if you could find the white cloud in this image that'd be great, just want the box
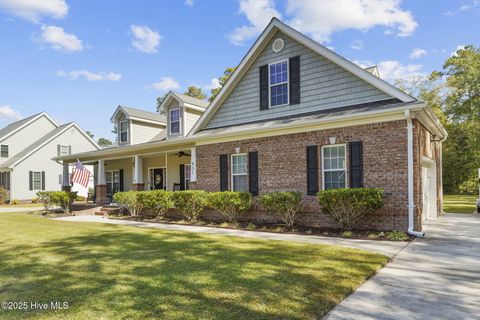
[130,24,161,53]
[350,39,364,50]
[151,77,180,91]
[57,70,122,81]
[445,0,479,15]
[228,0,282,45]
[185,0,194,7]
[409,48,427,59]
[203,78,220,90]
[451,45,466,56]
[0,0,68,23]
[38,25,83,52]
[0,105,22,121]
[375,60,425,82]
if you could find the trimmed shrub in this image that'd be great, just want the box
[140,190,174,218]
[259,191,302,227]
[113,191,144,216]
[36,191,77,213]
[0,187,8,204]
[317,188,384,231]
[171,190,208,221]
[37,191,54,212]
[208,191,252,222]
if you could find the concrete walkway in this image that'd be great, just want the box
[53,215,408,257]
[325,213,480,320]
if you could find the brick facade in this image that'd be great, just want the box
[194,119,441,231]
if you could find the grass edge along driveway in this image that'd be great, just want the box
[443,194,478,213]
[0,212,388,320]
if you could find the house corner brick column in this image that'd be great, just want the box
[132,183,145,191]
[62,186,71,192]
[95,184,108,204]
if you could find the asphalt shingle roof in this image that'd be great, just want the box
[119,106,166,123]
[0,112,43,141]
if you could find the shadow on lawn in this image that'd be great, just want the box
[0,223,385,320]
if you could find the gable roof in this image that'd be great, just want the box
[111,105,166,125]
[190,18,416,135]
[0,122,100,169]
[0,112,59,142]
[159,91,209,113]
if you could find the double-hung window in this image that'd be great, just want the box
[184,164,191,190]
[170,108,180,134]
[119,121,128,143]
[269,60,289,107]
[0,145,8,158]
[33,171,42,190]
[322,145,346,190]
[59,145,70,156]
[231,154,247,191]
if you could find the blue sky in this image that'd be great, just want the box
[0,0,478,140]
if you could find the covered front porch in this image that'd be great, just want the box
[59,143,197,204]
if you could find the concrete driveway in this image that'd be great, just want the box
[325,213,480,320]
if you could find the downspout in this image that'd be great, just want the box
[405,109,425,237]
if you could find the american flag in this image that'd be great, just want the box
[71,160,91,188]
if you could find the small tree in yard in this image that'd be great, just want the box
[113,191,144,216]
[317,188,384,231]
[141,190,174,219]
[208,191,252,223]
[171,190,208,221]
[53,191,77,213]
[0,187,9,204]
[37,191,54,212]
[259,192,302,227]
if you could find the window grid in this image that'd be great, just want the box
[231,154,247,192]
[0,145,8,158]
[269,60,289,107]
[60,145,69,156]
[322,145,346,190]
[33,172,42,190]
[119,121,128,143]
[170,108,180,134]
[185,164,191,190]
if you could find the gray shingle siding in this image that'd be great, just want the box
[205,30,392,129]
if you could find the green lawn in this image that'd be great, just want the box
[443,194,478,213]
[0,212,387,320]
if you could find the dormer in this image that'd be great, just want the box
[110,106,166,146]
[158,92,208,139]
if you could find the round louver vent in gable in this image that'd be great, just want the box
[272,38,284,53]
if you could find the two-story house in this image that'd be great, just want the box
[57,18,446,234]
[0,112,100,201]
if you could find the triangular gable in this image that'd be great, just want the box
[190,18,415,134]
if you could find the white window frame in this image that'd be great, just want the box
[321,144,347,190]
[148,167,166,190]
[119,120,128,143]
[106,170,120,194]
[0,145,8,158]
[230,153,248,192]
[33,171,42,190]
[268,59,289,108]
[184,164,191,189]
[59,145,69,156]
[169,108,181,135]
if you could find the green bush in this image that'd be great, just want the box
[37,191,54,211]
[140,190,174,218]
[342,231,353,238]
[259,191,302,227]
[36,191,77,213]
[387,231,408,241]
[0,187,8,204]
[208,191,252,222]
[317,188,384,231]
[171,190,208,221]
[113,191,144,216]
[10,199,19,205]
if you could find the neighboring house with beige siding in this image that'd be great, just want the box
[0,112,100,201]
[57,18,446,233]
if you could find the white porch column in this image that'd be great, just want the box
[133,155,143,184]
[62,163,70,187]
[190,147,197,182]
[97,160,106,185]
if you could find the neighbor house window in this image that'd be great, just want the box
[269,60,289,107]
[1,145,8,158]
[170,108,180,134]
[322,144,346,190]
[184,164,191,190]
[119,121,128,143]
[33,171,42,190]
[59,145,70,156]
[231,154,247,191]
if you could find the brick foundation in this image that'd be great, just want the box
[95,184,108,204]
[132,183,145,191]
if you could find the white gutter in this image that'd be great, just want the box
[405,109,425,237]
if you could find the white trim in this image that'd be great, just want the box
[190,18,415,135]
[268,59,289,108]
[110,106,166,125]
[129,116,166,126]
[230,153,247,191]
[169,108,181,135]
[119,120,129,144]
[105,169,120,193]
[0,112,60,143]
[147,166,167,190]
[321,144,347,190]
[32,171,43,191]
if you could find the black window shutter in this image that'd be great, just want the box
[259,65,269,110]
[29,171,33,191]
[57,145,61,156]
[119,169,124,192]
[68,146,72,155]
[179,164,185,190]
[248,151,259,196]
[41,171,45,190]
[289,56,300,105]
[306,145,318,195]
[349,141,363,188]
[219,154,228,191]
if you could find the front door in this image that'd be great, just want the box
[150,168,166,190]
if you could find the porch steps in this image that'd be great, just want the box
[94,205,125,216]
